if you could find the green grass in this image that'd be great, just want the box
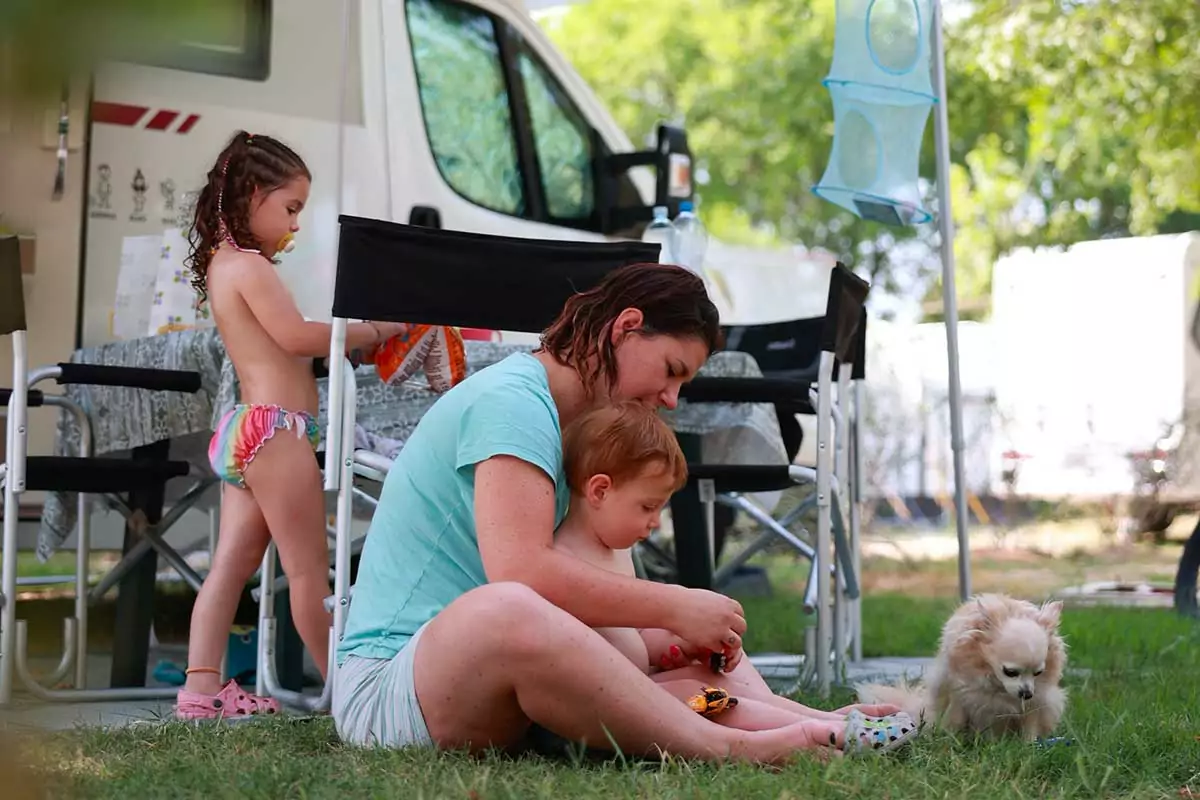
[14,552,84,581]
[17,592,1200,800]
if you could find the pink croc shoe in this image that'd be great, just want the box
[175,680,282,721]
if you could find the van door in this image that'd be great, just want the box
[379,0,645,243]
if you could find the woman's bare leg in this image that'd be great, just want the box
[183,484,271,695]
[653,662,901,721]
[243,433,332,679]
[655,678,809,732]
[412,583,847,764]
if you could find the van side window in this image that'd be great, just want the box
[517,50,594,221]
[406,0,525,216]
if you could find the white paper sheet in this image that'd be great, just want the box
[147,227,197,335]
[112,234,163,340]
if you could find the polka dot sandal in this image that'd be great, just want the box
[843,709,919,754]
[175,679,282,721]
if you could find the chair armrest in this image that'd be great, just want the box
[52,363,202,393]
[680,377,814,413]
[0,388,44,407]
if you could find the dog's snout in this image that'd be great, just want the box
[1018,686,1033,700]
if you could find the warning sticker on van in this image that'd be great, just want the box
[92,102,200,134]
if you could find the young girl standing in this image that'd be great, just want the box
[175,131,403,719]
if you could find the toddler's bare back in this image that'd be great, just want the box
[553,522,651,673]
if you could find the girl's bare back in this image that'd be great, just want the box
[206,247,319,414]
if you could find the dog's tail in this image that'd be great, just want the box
[854,679,930,724]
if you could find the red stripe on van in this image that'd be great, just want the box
[176,114,201,134]
[91,101,150,127]
[145,110,179,131]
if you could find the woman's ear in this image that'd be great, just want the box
[584,473,613,506]
[609,307,645,346]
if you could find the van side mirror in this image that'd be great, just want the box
[596,124,694,235]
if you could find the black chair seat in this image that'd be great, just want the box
[686,463,797,494]
[22,456,190,493]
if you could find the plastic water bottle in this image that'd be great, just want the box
[672,200,709,276]
[641,205,674,263]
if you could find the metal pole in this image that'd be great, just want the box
[930,0,971,602]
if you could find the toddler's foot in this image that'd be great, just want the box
[175,679,281,721]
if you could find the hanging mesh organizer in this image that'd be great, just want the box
[812,0,936,226]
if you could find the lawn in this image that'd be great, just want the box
[12,586,1200,800]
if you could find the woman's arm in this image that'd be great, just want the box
[234,255,390,356]
[475,455,747,654]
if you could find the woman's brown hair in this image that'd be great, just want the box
[185,130,311,303]
[539,262,720,393]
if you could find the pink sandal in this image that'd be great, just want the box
[175,679,282,721]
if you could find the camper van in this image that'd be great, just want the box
[74,0,706,347]
[67,0,839,350]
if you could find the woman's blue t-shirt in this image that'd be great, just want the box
[337,352,570,664]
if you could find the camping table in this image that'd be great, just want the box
[39,328,786,688]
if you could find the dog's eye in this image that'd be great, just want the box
[1033,669,1044,677]
[1002,667,1019,678]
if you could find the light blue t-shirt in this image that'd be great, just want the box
[337,352,570,664]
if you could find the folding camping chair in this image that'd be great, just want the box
[1,236,211,706]
[253,216,663,711]
[673,264,869,696]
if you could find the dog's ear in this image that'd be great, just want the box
[1037,600,1063,630]
[974,595,999,628]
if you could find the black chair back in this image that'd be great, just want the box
[0,236,25,336]
[331,216,662,332]
[719,262,869,378]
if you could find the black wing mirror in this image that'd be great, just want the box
[596,124,694,235]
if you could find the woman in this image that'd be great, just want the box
[332,263,892,763]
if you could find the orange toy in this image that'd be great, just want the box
[374,323,467,393]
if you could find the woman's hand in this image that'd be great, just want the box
[708,641,745,674]
[651,636,744,675]
[664,586,747,659]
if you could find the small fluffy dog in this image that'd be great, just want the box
[857,594,1068,740]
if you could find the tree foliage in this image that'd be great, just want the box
[542,0,1200,316]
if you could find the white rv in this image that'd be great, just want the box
[52,0,827,339]
[75,0,688,346]
[989,233,1200,529]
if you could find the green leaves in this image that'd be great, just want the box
[544,0,1200,316]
